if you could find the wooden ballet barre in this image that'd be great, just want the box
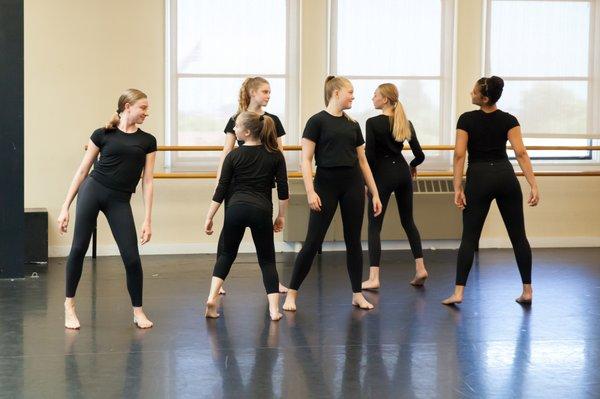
[85,145,600,151]
[156,145,600,152]
[152,171,600,179]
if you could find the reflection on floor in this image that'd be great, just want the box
[1,248,598,398]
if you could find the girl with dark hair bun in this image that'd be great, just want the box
[442,77,539,306]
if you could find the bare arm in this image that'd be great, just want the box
[300,138,322,211]
[140,152,156,244]
[453,130,468,209]
[57,140,100,234]
[357,145,382,216]
[508,126,539,206]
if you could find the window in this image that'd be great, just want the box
[329,0,456,166]
[167,0,299,170]
[485,0,599,161]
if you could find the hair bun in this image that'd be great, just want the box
[490,76,504,89]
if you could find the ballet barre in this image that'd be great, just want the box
[87,144,600,258]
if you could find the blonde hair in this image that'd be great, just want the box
[237,77,269,114]
[105,88,147,130]
[236,111,280,153]
[324,75,354,121]
[377,83,411,142]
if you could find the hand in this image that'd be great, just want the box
[372,196,383,217]
[140,221,152,245]
[57,207,69,235]
[308,190,322,212]
[410,167,417,180]
[205,218,214,235]
[528,186,539,206]
[273,216,285,233]
[454,190,466,210]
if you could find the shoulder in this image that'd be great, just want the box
[265,112,282,123]
[500,110,519,123]
[138,129,157,142]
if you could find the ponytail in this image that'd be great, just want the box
[376,83,411,141]
[259,115,279,153]
[236,111,281,153]
[105,88,147,130]
[237,77,269,114]
[391,102,411,142]
[105,112,120,130]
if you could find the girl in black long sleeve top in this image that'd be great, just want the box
[362,83,429,291]
[204,111,289,321]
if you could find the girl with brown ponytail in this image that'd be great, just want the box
[205,111,289,321]
[362,83,428,290]
[216,77,289,295]
[57,89,157,329]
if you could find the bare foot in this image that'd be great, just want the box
[441,294,463,305]
[352,293,374,310]
[361,279,380,290]
[279,283,289,294]
[516,293,532,304]
[133,308,154,329]
[283,290,297,312]
[270,310,283,321]
[64,299,81,330]
[410,271,428,286]
[219,287,226,295]
[516,284,533,304]
[205,297,220,318]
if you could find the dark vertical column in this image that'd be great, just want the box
[0,0,25,279]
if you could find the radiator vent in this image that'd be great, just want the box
[413,179,455,193]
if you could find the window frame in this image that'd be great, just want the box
[165,0,300,171]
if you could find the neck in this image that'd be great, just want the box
[381,104,394,116]
[480,104,497,113]
[117,119,137,133]
[247,103,263,114]
[244,137,261,146]
[325,103,344,116]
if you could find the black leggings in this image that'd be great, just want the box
[66,177,144,307]
[368,156,423,266]
[456,160,532,285]
[289,165,365,293]
[212,204,279,294]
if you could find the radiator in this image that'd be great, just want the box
[283,178,462,242]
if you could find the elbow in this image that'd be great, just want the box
[515,149,528,160]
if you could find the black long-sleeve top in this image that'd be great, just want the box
[213,145,289,213]
[365,115,425,173]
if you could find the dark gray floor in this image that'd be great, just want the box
[1,248,599,399]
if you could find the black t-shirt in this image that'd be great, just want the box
[89,127,157,193]
[224,111,286,146]
[213,145,289,213]
[365,115,425,173]
[302,110,364,168]
[457,110,519,163]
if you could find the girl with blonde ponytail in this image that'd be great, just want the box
[362,83,428,290]
[215,77,289,295]
[58,89,157,330]
[204,111,289,321]
[283,76,383,312]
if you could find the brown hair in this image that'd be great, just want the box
[237,77,270,114]
[105,88,148,129]
[377,83,411,142]
[236,111,279,153]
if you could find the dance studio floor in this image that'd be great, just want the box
[1,248,598,398]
